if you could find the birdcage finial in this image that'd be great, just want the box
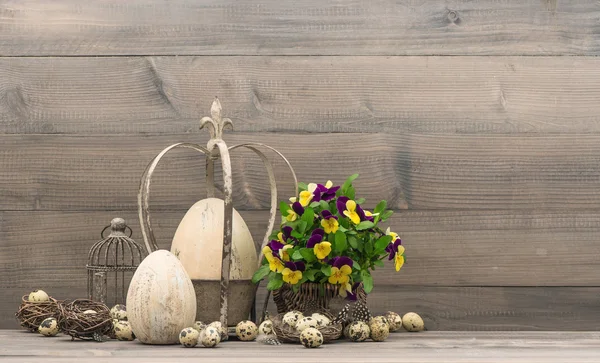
[200,97,233,142]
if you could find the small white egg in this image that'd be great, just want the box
[385,311,402,332]
[295,317,319,332]
[114,321,135,341]
[200,326,221,347]
[28,290,49,303]
[402,312,425,332]
[282,311,303,328]
[38,317,59,336]
[110,304,127,320]
[347,321,370,342]
[299,327,323,348]
[311,313,331,327]
[83,310,97,315]
[235,320,258,341]
[207,321,228,341]
[258,319,273,335]
[179,327,200,347]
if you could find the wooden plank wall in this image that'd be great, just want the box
[1,0,600,330]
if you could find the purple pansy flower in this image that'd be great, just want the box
[346,282,362,301]
[321,185,340,201]
[306,228,325,248]
[284,261,306,272]
[321,210,338,221]
[328,256,353,269]
[292,201,305,216]
[386,238,402,260]
[336,196,350,215]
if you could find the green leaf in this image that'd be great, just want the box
[297,221,308,234]
[319,200,330,211]
[356,198,366,205]
[279,201,291,217]
[334,230,347,253]
[292,283,301,293]
[374,200,387,214]
[338,225,348,233]
[299,248,317,263]
[361,271,374,294]
[267,277,284,291]
[356,221,375,231]
[321,264,332,276]
[298,182,308,192]
[352,260,361,270]
[348,235,358,249]
[301,207,315,229]
[342,174,359,194]
[373,260,384,267]
[304,269,318,281]
[339,217,350,229]
[374,235,393,254]
[327,232,335,243]
[292,250,303,261]
[251,265,271,284]
[381,210,394,221]
[310,201,321,209]
[346,186,356,200]
[365,240,374,255]
[291,230,303,239]
[319,275,329,283]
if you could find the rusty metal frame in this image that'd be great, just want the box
[137,97,297,330]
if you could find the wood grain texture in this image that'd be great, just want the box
[1,1,599,56]
[3,56,600,134]
[3,210,600,289]
[4,285,600,330]
[3,132,600,211]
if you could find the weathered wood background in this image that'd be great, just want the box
[1,0,600,330]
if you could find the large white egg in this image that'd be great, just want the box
[170,198,257,280]
[126,250,197,344]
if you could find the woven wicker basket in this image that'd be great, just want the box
[271,310,342,343]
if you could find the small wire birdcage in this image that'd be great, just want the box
[86,218,147,307]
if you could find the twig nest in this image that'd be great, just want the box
[299,327,323,348]
[370,322,390,342]
[347,321,370,342]
[258,319,273,335]
[110,304,127,320]
[235,320,258,341]
[193,321,207,333]
[311,313,331,328]
[38,317,59,337]
[295,317,318,332]
[282,311,303,328]
[114,321,135,341]
[179,327,199,347]
[402,312,424,332]
[200,326,221,347]
[207,321,228,341]
[57,299,112,341]
[385,311,403,332]
[15,294,61,332]
[28,290,49,303]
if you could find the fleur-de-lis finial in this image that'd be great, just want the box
[200,97,234,140]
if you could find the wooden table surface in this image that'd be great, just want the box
[1,330,600,363]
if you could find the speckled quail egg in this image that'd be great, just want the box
[347,321,370,342]
[114,321,135,341]
[193,321,207,333]
[200,326,222,347]
[282,311,303,328]
[258,319,273,335]
[83,309,97,315]
[402,312,425,332]
[369,315,389,328]
[28,290,49,303]
[179,327,200,347]
[299,327,323,348]
[343,323,352,339]
[385,311,402,332]
[311,313,331,327]
[235,320,258,341]
[296,317,319,332]
[38,317,59,336]
[370,322,390,342]
[207,321,228,341]
[110,304,127,320]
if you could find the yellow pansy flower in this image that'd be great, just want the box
[343,200,361,225]
[313,241,332,260]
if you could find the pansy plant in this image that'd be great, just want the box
[252,174,405,298]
